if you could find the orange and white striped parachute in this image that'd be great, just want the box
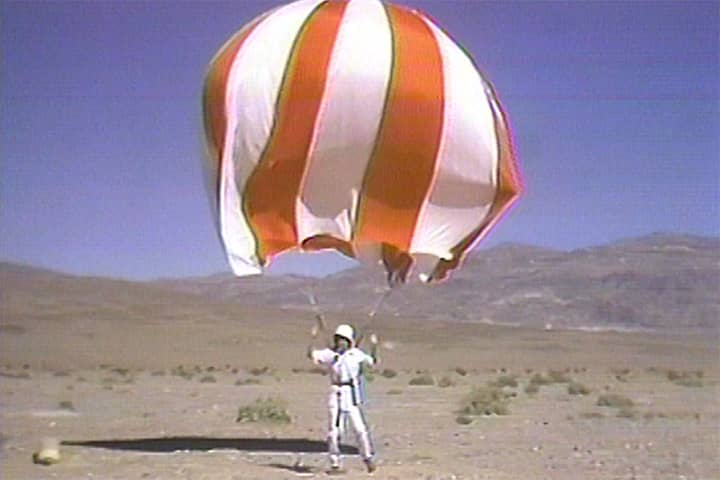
[202,0,522,284]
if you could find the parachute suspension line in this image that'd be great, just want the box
[304,283,327,335]
[357,284,396,347]
[368,286,393,319]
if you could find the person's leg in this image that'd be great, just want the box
[327,394,342,469]
[348,406,376,472]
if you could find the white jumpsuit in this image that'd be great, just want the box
[311,347,375,467]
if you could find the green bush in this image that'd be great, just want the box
[236,398,291,424]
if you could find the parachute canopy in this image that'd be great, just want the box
[203,0,522,284]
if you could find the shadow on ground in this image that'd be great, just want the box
[63,437,358,454]
[266,462,320,474]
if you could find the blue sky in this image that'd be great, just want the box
[1,1,718,279]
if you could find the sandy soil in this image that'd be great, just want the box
[1,313,718,479]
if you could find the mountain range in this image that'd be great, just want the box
[2,233,718,335]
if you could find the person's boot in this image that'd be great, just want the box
[328,460,344,475]
[364,457,377,473]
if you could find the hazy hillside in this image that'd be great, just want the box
[155,234,720,334]
[2,234,718,334]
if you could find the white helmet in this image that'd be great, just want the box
[334,324,355,345]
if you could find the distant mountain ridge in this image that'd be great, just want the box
[2,234,718,334]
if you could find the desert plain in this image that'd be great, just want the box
[2,304,718,480]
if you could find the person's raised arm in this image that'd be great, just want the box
[307,314,327,360]
[368,333,379,365]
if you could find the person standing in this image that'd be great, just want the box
[307,323,378,473]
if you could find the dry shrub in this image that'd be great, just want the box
[438,376,455,388]
[459,386,510,416]
[0,371,30,380]
[616,408,637,419]
[455,415,474,425]
[673,376,703,388]
[199,375,217,383]
[489,375,518,388]
[381,368,398,378]
[647,368,704,387]
[567,381,591,396]
[386,389,403,395]
[292,366,327,375]
[529,373,552,386]
[249,366,272,376]
[524,383,540,395]
[409,374,435,386]
[235,378,261,386]
[643,411,668,420]
[547,369,572,383]
[597,393,634,409]
[236,398,291,424]
[529,370,572,390]
[454,367,468,376]
[58,400,75,411]
[666,370,703,387]
[171,366,194,381]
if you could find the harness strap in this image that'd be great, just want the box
[335,391,342,428]
[332,381,354,387]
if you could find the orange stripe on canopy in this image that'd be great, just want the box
[202,21,261,211]
[355,5,445,255]
[243,0,348,263]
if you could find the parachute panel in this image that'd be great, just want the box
[354,4,445,253]
[297,0,392,244]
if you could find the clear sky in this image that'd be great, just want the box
[1,0,718,280]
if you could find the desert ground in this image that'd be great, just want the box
[1,309,718,479]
